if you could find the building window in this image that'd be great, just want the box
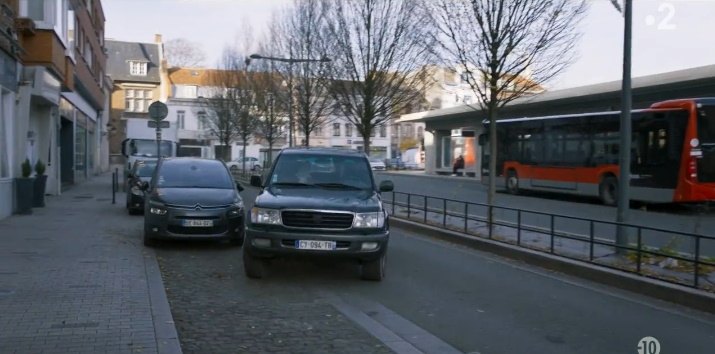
[463,95,471,103]
[177,111,185,129]
[417,126,424,139]
[125,89,153,112]
[345,123,353,137]
[0,94,8,178]
[175,85,198,99]
[333,123,340,137]
[401,123,413,138]
[129,61,148,76]
[461,71,470,84]
[314,125,323,137]
[380,125,386,138]
[198,112,207,130]
[84,39,92,68]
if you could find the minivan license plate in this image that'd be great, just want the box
[182,219,213,227]
[296,240,336,250]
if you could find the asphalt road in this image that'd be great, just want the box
[375,172,715,257]
[151,185,715,354]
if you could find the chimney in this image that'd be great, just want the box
[154,34,162,44]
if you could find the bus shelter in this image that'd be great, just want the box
[399,64,715,179]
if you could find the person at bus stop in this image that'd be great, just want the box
[452,155,465,176]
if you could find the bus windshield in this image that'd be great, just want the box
[698,106,715,144]
[130,140,173,157]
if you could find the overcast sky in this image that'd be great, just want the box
[103,0,715,90]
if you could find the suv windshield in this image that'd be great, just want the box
[156,160,233,189]
[269,153,373,189]
[134,161,157,177]
[130,140,173,157]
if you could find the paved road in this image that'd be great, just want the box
[150,186,715,354]
[375,172,715,257]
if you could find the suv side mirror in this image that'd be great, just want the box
[379,180,394,192]
[236,181,245,192]
[250,175,262,188]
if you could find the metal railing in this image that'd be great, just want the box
[385,191,715,291]
[232,169,262,184]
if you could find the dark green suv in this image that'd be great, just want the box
[245,148,394,281]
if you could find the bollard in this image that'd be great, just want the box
[112,170,116,204]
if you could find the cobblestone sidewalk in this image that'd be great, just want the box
[0,171,180,354]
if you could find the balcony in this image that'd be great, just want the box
[19,28,66,80]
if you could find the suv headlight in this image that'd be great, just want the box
[251,207,281,225]
[353,211,385,228]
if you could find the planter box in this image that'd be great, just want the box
[14,178,34,215]
[33,175,47,207]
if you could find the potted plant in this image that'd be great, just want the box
[33,159,47,207]
[15,158,34,214]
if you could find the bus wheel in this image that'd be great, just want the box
[599,176,618,206]
[506,170,519,195]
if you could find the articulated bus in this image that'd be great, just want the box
[479,98,715,205]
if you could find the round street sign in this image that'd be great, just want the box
[148,101,168,121]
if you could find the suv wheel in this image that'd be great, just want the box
[361,253,386,281]
[243,247,265,279]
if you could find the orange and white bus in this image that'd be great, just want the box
[480,98,715,204]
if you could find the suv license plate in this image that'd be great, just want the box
[182,219,213,227]
[296,240,336,250]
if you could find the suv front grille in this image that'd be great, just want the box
[281,211,354,229]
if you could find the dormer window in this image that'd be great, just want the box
[129,61,147,76]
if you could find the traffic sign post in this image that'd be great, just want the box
[148,101,169,161]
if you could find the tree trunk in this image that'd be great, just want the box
[487,102,498,232]
[267,139,273,169]
[242,139,249,172]
[304,131,310,147]
[364,129,371,156]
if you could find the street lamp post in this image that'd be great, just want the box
[611,0,633,253]
[247,53,331,147]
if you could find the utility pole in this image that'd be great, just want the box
[611,0,633,253]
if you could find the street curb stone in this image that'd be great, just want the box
[145,249,183,354]
[391,217,715,315]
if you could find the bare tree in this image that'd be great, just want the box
[165,38,206,67]
[250,63,287,168]
[201,48,256,166]
[428,0,586,221]
[283,0,335,147]
[324,0,434,156]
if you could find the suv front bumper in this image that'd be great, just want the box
[245,227,389,261]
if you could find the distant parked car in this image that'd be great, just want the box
[226,157,262,172]
[369,157,386,171]
[126,159,157,215]
[386,158,405,170]
[141,158,245,247]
